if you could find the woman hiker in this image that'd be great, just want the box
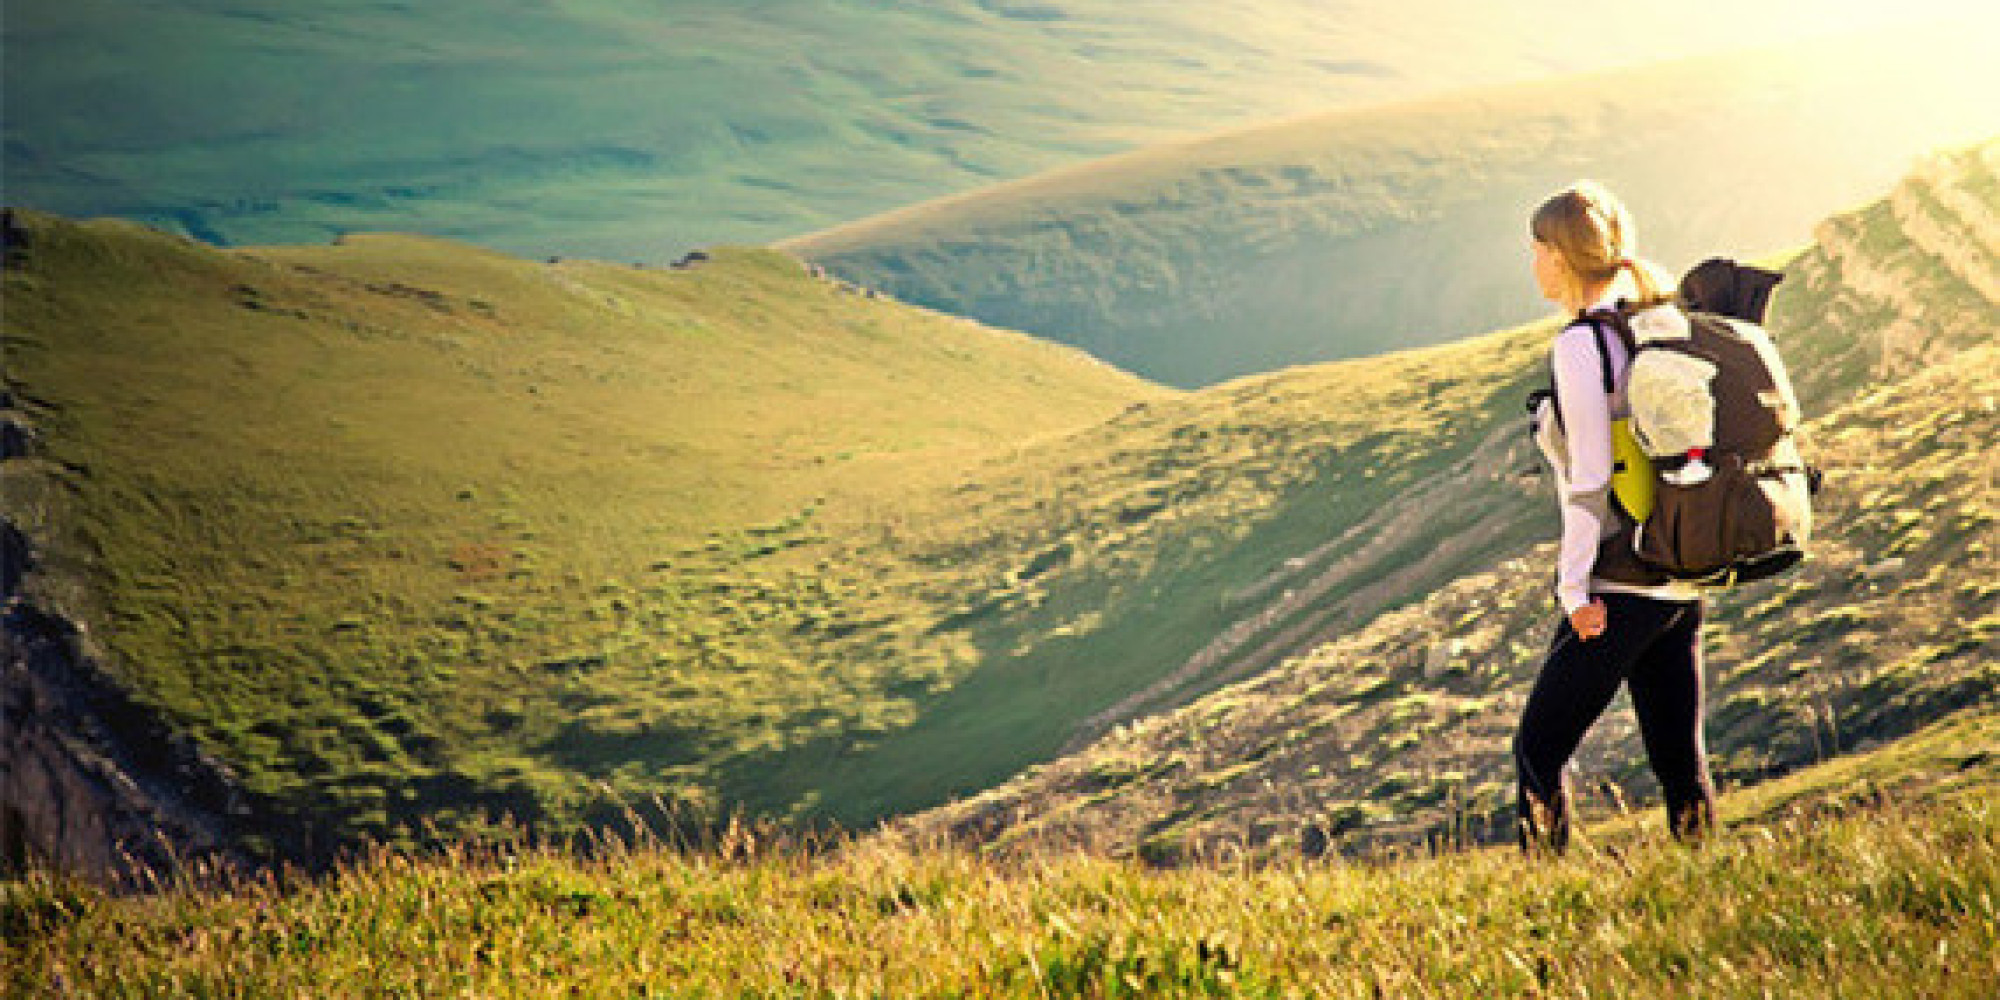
[1514,180,1716,853]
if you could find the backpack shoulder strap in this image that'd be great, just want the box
[1536,308,1634,429]
[1574,308,1635,395]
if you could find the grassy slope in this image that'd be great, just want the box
[0,213,1575,846]
[892,140,2000,859]
[0,204,1633,848]
[0,213,1166,850]
[729,316,1556,822]
[4,2,1967,262]
[5,715,1997,997]
[10,202,1562,837]
[785,18,2000,387]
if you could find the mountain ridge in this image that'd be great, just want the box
[786,19,2000,387]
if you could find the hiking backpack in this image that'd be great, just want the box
[1582,260,1820,587]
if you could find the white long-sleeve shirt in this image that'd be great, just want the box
[1531,280,1702,614]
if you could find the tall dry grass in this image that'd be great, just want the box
[6,795,1995,998]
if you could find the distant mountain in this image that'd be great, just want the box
[4,1,1973,261]
[786,20,2000,387]
[891,140,2000,859]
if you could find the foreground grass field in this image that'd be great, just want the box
[6,714,1996,998]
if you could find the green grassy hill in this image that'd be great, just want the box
[785,19,2000,387]
[4,1,1968,262]
[1,202,1562,850]
[891,142,2000,860]
[0,214,1166,854]
[8,722,1997,997]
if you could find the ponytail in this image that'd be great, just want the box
[1622,256,1675,310]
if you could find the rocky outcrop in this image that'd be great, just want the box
[1,601,252,886]
[1894,143,2000,304]
[1796,139,2000,393]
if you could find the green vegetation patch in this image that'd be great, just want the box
[0,212,1161,849]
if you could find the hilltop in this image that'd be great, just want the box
[5,1,1973,261]
[786,19,2000,387]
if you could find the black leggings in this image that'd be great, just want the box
[1513,592,1715,852]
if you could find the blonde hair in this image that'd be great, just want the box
[1531,180,1673,310]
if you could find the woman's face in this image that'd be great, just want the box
[1532,238,1570,306]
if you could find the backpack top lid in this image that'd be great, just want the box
[1678,258,1784,325]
